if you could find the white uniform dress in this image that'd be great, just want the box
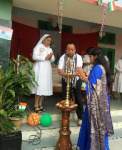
[113,58,122,93]
[31,43,55,96]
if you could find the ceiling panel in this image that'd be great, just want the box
[13,0,122,28]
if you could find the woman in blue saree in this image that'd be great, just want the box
[76,48,114,150]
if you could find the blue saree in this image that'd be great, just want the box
[77,65,114,150]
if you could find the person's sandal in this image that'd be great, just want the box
[39,106,46,112]
[34,106,42,113]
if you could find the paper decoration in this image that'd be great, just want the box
[97,0,117,37]
[0,26,13,40]
[57,0,65,33]
[99,4,107,37]
[108,1,116,11]
[19,102,27,111]
[97,0,117,11]
[98,0,103,5]
[57,0,69,33]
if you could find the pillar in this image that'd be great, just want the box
[0,0,12,71]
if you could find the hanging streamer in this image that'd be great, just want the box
[57,0,69,33]
[98,0,117,37]
[57,0,65,33]
[99,4,107,38]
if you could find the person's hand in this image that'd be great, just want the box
[60,72,67,76]
[74,71,81,77]
[45,53,53,60]
[76,67,88,82]
[76,67,84,76]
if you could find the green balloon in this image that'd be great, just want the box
[40,114,52,127]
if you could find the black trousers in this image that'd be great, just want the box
[62,78,84,120]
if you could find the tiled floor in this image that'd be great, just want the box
[21,93,122,150]
[24,93,122,114]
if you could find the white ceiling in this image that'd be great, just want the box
[13,0,122,28]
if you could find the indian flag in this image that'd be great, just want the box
[108,1,116,11]
[98,0,102,5]
[0,26,13,40]
[19,102,27,111]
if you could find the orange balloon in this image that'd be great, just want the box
[27,113,40,126]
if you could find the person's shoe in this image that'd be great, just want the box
[78,119,82,126]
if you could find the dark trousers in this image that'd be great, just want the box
[62,78,84,120]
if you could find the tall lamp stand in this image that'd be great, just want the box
[55,59,78,150]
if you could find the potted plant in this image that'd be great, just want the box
[0,55,36,150]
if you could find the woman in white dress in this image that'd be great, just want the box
[113,56,122,99]
[32,34,55,112]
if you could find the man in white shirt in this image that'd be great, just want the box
[58,42,84,126]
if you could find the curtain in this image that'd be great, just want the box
[11,21,40,61]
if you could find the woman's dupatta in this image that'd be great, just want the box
[87,66,114,150]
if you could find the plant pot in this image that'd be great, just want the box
[0,131,22,150]
[9,117,22,130]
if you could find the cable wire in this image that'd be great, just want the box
[22,124,42,145]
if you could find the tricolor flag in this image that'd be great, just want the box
[19,102,27,111]
[98,0,102,5]
[108,1,116,11]
[0,26,13,40]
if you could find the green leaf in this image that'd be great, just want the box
[0,66,4,79]
[8,90,15,99]
[0,117,17,134]
[0,110,7,117]
[8,110,27,119]
[0,55,37,134]
[19,68,26,75]
[0,76,7,86]
[5,62,15,77]
[25,61,32,67]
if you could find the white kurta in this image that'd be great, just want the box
[113,58,122,93]
[31,43,55,96]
